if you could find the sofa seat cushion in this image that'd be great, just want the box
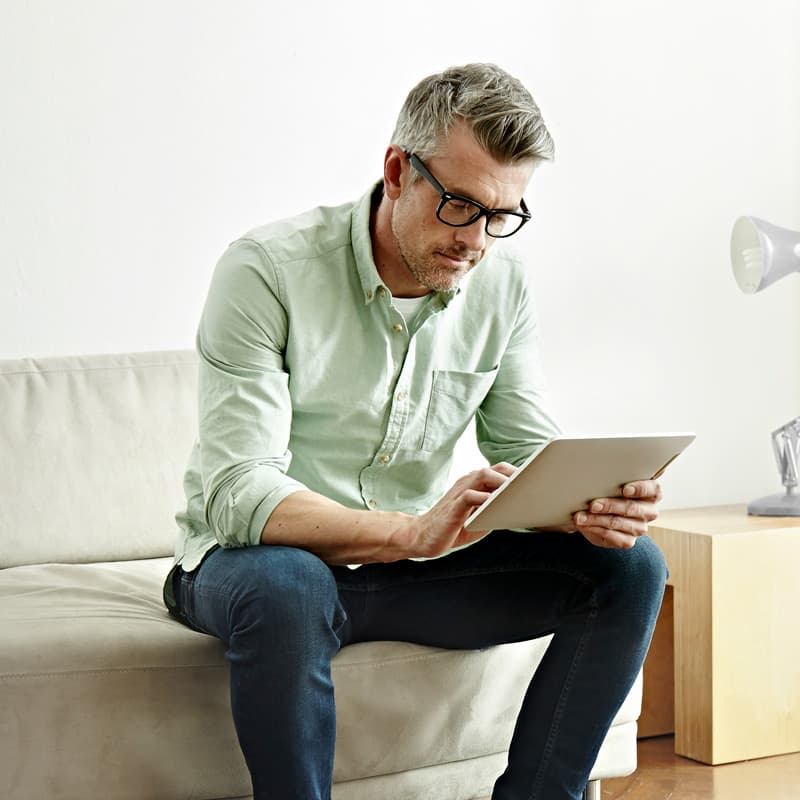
[0,557,641,799]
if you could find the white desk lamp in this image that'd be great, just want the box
[730,216,800,515]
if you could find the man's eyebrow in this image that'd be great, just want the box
[447,183,522,211]
[430,158,523,210]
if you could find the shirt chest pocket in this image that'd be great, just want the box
[421,367,499,453]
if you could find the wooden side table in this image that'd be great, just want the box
[639,505,800,764]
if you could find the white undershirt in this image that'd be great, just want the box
[391,294,429,325]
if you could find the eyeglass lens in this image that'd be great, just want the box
[438,198,524,237]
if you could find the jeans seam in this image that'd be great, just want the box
[336,563,596,594]
[180,573,225,637]
[527,593,598,800]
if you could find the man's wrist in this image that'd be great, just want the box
[378,512,417,562]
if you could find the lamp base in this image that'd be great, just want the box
[748,491,800,517]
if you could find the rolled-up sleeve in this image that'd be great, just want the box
[197,239,308,548]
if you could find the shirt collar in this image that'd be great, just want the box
[350,181,460,308]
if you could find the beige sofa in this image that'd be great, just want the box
[0,350,641,800]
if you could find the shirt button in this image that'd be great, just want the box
[366,290,373,300]
[368,499,378,509]
[377,287,387,297]
[392,323,403,333]
[396,390,407,401]
[379,455,390,464]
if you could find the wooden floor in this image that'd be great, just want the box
[477,736,800,799]
[601,736,800,799]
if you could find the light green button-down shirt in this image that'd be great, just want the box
[174,184,560,571]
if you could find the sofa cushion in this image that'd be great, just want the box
[0,351,198,568]
[0,557,641,799]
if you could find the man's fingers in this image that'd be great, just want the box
[622,480,662,501]
[579,527,638,550]
[586,498,659,522]
[574,512,648,537]
[452,463,515,498]
[461,488,493,508]
[468,465,513,491]
[489,461,518,478]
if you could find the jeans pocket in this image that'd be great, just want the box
[178,572,216,636]
[421,367,498,453]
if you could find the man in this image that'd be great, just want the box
[164,63,667,800]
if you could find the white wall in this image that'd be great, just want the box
[2,0,799,510]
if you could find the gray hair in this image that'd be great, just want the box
[391,63,554,166]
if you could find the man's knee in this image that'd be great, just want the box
[630,534,668,589]
[602,535,668,613]
[227,545,345,638]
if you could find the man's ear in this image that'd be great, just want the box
[383,145,406,200]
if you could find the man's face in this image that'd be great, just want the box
[390,123,535,294]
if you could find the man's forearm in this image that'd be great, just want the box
[261,490,414,565]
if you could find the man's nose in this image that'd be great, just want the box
[453,218,487,252]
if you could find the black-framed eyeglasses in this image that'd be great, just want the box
[407,152,531,238]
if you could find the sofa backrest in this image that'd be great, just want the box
[0,350,198,568]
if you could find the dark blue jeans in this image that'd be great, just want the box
[172,530,666,800]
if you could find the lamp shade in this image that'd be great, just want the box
[730,216,800,294]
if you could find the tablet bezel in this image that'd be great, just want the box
[463,432,696,532]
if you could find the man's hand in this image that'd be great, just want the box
[571,479,662,549]
[392,463,517,559]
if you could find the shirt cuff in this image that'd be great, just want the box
[246,481,309,545]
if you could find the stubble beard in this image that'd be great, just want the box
[391,222,480,294]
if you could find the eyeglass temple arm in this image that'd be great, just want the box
[408,150,531,220]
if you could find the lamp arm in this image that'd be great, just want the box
[771,417,800,491]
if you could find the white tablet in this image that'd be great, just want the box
[463,433,696,532]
